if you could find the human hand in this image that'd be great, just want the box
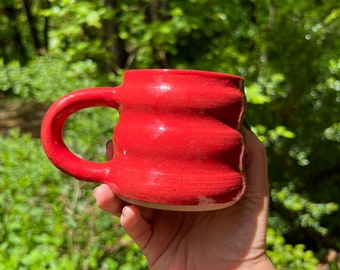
[94,129,275,270]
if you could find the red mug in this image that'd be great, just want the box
[41,69,246,211]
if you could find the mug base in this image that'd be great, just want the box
[117,195,238,211]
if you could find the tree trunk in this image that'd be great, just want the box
[42,0,50,51]
[148,0,170,68]
[101,0,127,75]
[21,0,43,54]
[1,4,28,63]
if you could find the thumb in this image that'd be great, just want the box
[243,128,268,197]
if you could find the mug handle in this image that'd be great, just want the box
[41,87,120,184]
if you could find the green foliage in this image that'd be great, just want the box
[64,107,119,161]
[0,129,147,269]
[267,228,319,269]
[1,0,339,268]
[0,56,99,102]
[324,122,340,142]
[270,182,338,236]
[39,1,108,59]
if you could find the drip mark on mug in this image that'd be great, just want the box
[198,196,217,205]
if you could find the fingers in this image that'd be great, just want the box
[94,184,153,250]
[120,205,153,250]
[93,184,126,217]
[106,140,114,160]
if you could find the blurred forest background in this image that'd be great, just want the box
[0,0,339,269]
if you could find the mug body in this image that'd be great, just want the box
[109,69,246,210]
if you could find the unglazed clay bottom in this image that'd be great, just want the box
[117,194,241,211]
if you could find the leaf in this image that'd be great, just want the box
[245,84,271,104]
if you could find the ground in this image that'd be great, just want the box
[0,97,49,138]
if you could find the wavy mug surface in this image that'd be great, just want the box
[41,69,246,211]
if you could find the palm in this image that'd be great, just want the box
[133,186,267,269]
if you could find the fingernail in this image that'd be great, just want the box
[122,206,131,217]
[93,186,101,199]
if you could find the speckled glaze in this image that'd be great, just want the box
[41,69,246,211]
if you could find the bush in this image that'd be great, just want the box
[267,228,319,269]
[0,56,100,102]
[0,129,147,269]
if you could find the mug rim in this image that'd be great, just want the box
[125,68,244,80]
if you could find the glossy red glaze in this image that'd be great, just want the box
[41,69,246,211]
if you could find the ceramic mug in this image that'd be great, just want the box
[41,69,246,211]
